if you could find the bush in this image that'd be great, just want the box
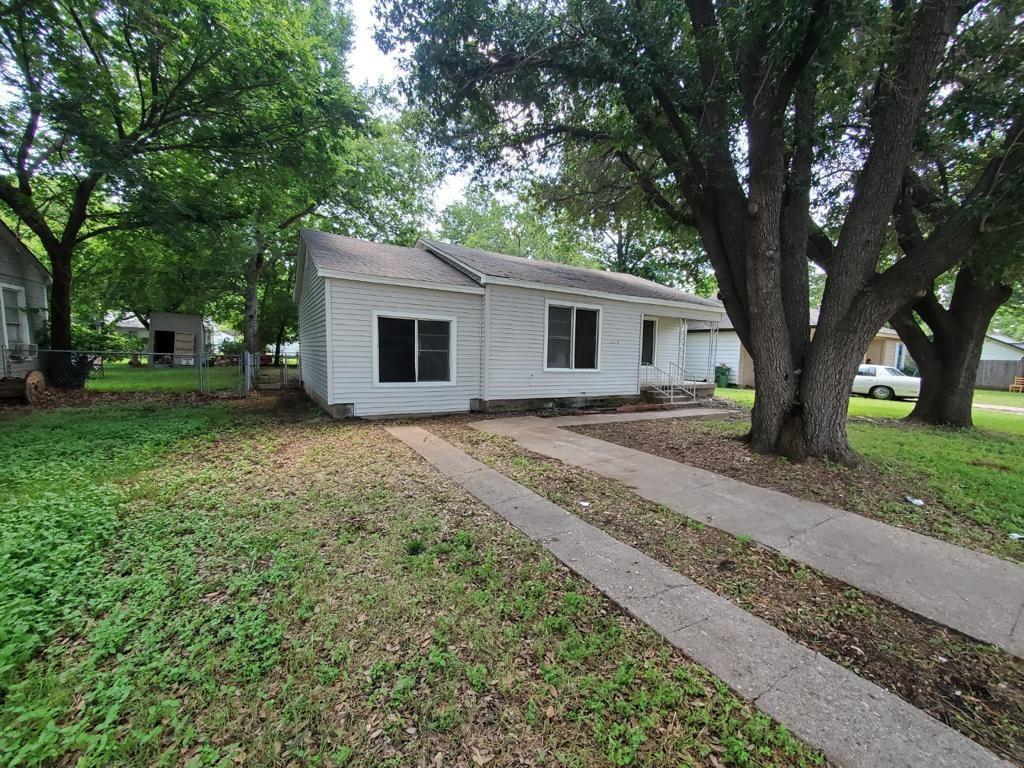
[219,339,244,355]
[70,322,145,353]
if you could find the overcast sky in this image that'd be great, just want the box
[347,0,469,222]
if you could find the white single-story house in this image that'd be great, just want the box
[687,308,908,387]
[981,332,1024,362]
[293,229,725,417]
[0,220,49,380]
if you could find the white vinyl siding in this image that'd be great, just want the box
[486,285,643,399]
[981,338,1024,361]
[652,316,681,371]
[297,252,328,401]
[0,236,48,379]
[328,279,482,415]
[685,330,742,384]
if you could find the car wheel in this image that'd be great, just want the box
[870,385,895,400]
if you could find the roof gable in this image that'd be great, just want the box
[299,229,480,291]
[0,220,52,285]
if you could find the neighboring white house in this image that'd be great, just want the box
[0,221,49,381]
[981,332,1024,362]
[293,229,725,417]
[687,308,908,387]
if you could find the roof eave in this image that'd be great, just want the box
[482,276,722,316]
[318,268,485,294]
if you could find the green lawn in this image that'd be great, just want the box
[717,387,1024,435]
[715,388,1024,548]
[86,362,241,393]
[0,402,821,767]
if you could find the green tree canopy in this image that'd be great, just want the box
[0,0,358,348]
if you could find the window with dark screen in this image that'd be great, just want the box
[545,306,572,369]
[417,320,451,381]
[573,309,598,369]
[377,316,452,383]
[641,319,656,366]
[545,304,600,370]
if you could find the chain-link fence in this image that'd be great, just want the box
[25,349,244,395]
[4,347,302,397]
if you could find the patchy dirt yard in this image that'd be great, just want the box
[0,397,826,768]
[569,413,1023,563]
[427,420,1024,765]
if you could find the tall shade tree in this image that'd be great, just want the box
[73,119,438,353]
[885,5,1024,426]
[379,0,1024,463]
[0,0,352,349]
[438,183,597,265]
[223,119,438,353]
[537,149,716,290]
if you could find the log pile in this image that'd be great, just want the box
[0,370,46,403]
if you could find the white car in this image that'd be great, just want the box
[852,364,921,400]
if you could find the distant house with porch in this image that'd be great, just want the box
[687,308,907,387]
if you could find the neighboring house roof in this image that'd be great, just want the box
[300,229,480,291]
[0,219,52,285]
[988,332,1024,349]
[692,308,900,338]
[419,238,721,309]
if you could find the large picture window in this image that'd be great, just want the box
[376,315,453,383]
[545,303,599,370]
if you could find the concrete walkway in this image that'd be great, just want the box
[974,403,1024,415]
[386,425,1011,768]
[476,413,1024,657]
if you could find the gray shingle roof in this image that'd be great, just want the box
[301,229,479,289]
[420,238,722,308]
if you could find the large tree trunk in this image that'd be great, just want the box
[273,323,285,367]
[48,249,73,349]
[891,270,1012,428]
[242,229,267,357]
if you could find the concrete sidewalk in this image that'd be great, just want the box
[475,413,1024,657]
[386,425,1011,768]
[974,403,1024,415]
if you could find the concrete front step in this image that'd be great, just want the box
[642,383,713,403]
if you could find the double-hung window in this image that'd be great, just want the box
[545,303,599,370]
[376,314,454,384]
[0,285,29,349]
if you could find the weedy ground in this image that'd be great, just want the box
[627,390,1024,562]
[428,419,1024,765]
[0,396,825,768]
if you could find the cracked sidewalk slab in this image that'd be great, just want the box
[473,418,1024,658]
[386,424,1012,768]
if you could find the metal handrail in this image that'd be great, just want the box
[640,362,698,404]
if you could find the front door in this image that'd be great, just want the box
[641,318,656,366]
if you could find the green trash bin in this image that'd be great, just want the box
[714,365,730,388]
